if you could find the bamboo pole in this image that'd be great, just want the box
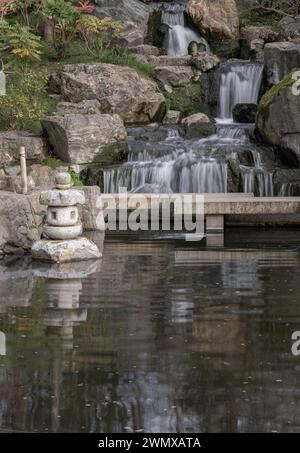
[19,146,28,195]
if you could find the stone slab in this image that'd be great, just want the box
[31,238,102,263]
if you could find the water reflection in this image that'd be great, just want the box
[1,229,300,432]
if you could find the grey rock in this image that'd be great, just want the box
[41,114,127,164]
[128,44,159,56]
[56,100,102,115]
[233,103,257,123]
[278,16,300,41]
[49,63,165,124]
[31,238,102,263]
[191,52,220,72]
[0,191,41,250]
[256,70,300,163]
[163,110,182,125]
[152,65,194,88]
[264,42,300,85]
[240,26,278,45]
[0,131,45,168]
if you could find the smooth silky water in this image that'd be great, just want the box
[1,229,300,433]
[104,62,278,197]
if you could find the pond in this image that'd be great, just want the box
[1,229,300,433]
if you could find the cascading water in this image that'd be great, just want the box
[160,2,209,56]
[218,63,264,123]
[216,62,273,196]
[103,58,274,197]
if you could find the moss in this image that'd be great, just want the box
[258,71,298,118]
[166,83,204,117]
[239,10,279,28]
[69,169,84,187]
[41,157,65,168]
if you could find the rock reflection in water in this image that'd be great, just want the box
[1,230,300,432]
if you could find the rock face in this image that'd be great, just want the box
[264,42,300,85]
[240,26,278,46]
[256,71,300,163]
[191,52,220,72]
[31,238,102,263]
[186,0,239,39]
[233,103,257,123]
[163,110,182,125]
[152,65,194,89]
[93,0,151,48]
[181,112,215,138]
[278,16,300,41]
[41,114,127,164]
[49,64,165,124]
[0,131,45,169]
[128,44,159,56]
[0,191,41,251]
[56,100,101,115]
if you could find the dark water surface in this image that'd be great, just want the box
[1,229,300,433]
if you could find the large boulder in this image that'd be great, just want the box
[233,103,257,123]
[152,65,194,90]
[94,0,150,25]
[264,42,300,85]
[49,63,165,124]
[240,26,278,46]
[0,191,41,251]
[0,131,45,169]
[278,16,300,41]
[181,112,215,138]
[186,0,239,40]
[93,0,151,48]
[41,114,127,165]
[191,52,220,72]
[256,71,300,164]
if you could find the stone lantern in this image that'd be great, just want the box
[32,172,102,263]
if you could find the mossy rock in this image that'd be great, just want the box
[257,70,298,119]
[209,38,240,60]
[184,124,216,139]
[166,83,204,117]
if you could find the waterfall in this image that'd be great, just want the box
[103,55,275,197]
[161,3,209,56]
[218,63,264,123]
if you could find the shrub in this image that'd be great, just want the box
[0,70,55,130]
[76,14,123,57]
[0,19,43,69]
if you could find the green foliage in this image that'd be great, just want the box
[41,156,65,168]
[69,169,84,186]
[42,0,79,57]
[239,9,279,28]
[0,70,56,131]
[95,47,155,77]
[0,19,43,68]
[76,14,123,57]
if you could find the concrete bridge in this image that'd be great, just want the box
[101,193,300,232]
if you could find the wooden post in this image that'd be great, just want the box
[19,146,28,195]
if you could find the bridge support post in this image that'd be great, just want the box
[206,215,224,233]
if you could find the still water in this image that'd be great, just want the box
[1,229,300,433]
